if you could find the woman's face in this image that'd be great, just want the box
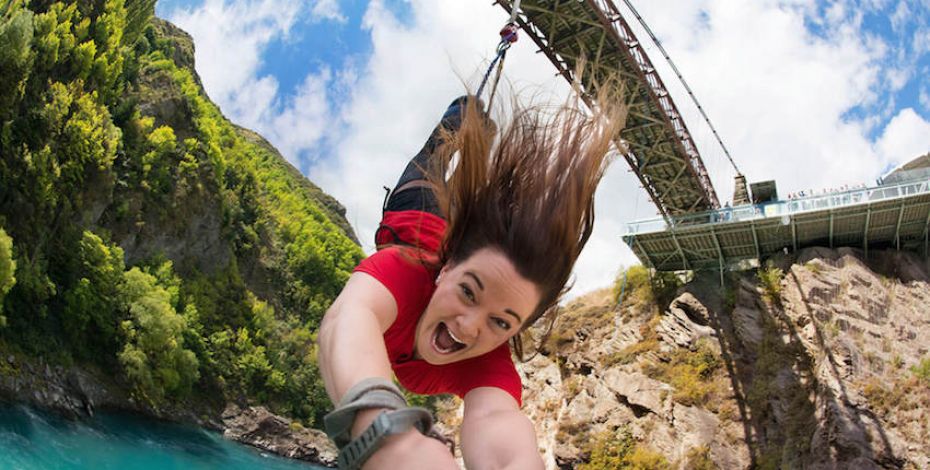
[414,247,541,365]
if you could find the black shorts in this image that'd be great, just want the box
[384,186,442,218]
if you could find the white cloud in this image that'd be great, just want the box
[165,0,335,166]
[166,0,302,107]
[264,69,334,163]
[311,0,347,23]
[890,0,910,33]
[875,108,930,169]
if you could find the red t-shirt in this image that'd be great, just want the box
[355,211,523,405]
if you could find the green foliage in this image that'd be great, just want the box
[0,7,34,116]
[757,264,784,303]
[642,337,723,408]
[0,0,360,425]
[684,445,717,470]
[0,227,15,327]
[61,231,125,356]
[580,427,670,470]
[122,0,156,47]
[118,266,199,401]
[803,261,822,275]
[614,265,683,313]
[912,357,930,385]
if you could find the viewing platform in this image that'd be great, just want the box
[623,173,930,272]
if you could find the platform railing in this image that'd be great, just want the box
[625,177,930,235]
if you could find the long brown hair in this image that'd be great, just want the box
[430,85,627,359]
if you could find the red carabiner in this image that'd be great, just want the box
[499,23,519,43]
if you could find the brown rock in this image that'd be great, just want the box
[222,404,337,467]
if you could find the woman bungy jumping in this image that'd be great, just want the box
[319,87,625,469]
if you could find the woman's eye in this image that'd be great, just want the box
[494,318,511,330]
[460,284,475,302]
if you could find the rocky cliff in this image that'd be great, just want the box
[436,247,930,469]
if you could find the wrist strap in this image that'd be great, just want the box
[324,378,408,447]
[337,408,433,469]
[324,377,454,469]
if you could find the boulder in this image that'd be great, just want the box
[222,404,337,467]
[601,370,671,416]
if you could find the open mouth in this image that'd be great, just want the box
[432,322,467,354]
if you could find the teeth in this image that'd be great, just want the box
[447,328,465,346]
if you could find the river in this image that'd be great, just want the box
[0,404,327,469]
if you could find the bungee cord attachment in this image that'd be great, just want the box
[476,0,522,109]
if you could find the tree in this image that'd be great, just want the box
[61,231,125,355]
[0,7,34,118]
[118,267,199,401]
[0,227,16,327]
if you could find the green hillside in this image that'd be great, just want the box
[0,0,363,425]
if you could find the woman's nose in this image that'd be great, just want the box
[455,310,480,341]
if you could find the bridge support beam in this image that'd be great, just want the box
[750,221,761,261]
[632,236,655,270]
[863,207,871,258]
[894,202,905,250]
[711,227,725,287]
[923,204,930,260]
[829,211,834,249]
[669,228,689,270]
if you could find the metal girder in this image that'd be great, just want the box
[863,206,871,257]
[627,139,680,165]
[924,204,930,258]
[710,226,725,285]
[829,211,834,248]
[499,0,720,219]
[791,216,798,252]
[550,22,598,48]
[669,229,689,269]
[631,236,655,269]
[624,120,668,135]
[894,201,905,250]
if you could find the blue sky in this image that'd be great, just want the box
[156,0,930,294]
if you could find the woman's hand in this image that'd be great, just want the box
[461,387,544,470]
[347,407,458,469]
[361,427,459,470]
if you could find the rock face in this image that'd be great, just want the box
[432,248,930,469]
[0,354,224,430]
[222,404,337,467]
[0,355,128,420]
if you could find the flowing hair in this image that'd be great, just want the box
[429,85,627,359]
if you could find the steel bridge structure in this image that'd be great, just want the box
[497,1,930,271]
[497,0,720,219]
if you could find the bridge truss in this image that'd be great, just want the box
[497,0,720,218]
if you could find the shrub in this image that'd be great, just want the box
[580,427,670,470]
[912,357,930,385]
[642,338,723,408]
[683,445,716,469]
[118,267,199,401]
[0,228,15,327]
[614,265,683,313]
[803,261,822,275]
[757,264,784,303]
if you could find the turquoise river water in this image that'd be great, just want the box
[0,404,326,469]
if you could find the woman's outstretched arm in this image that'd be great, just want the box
[461,387,544,470]
[318,272,458,469]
